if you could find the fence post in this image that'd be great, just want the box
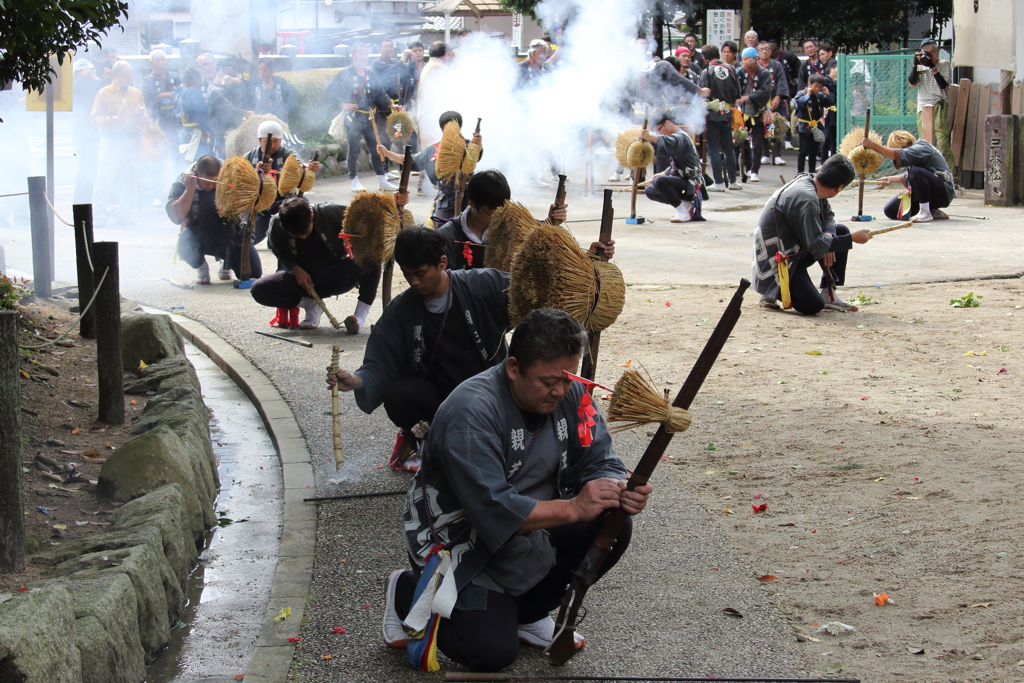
[0,310,25,572]
[73,204,96,339]
[28,177,52,299]
[92,242,124,425]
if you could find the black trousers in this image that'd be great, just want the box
[883,167,951,219]
[250,260,380,308]
[819,123,837,161]
[788,225,850,316]
[644,175,695,208]
[383,377,442,430]
[177,229,263,279]
[396,515,633,672]
[797,132,819,173]
[705,119,737,185]
[346,115,385,178]
[747,119,766,173]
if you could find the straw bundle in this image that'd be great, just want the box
[224,114,290,158]
[615,127,655,169]
[733,127,749,144]
[278,155,316,195]
[483,201,541,272]
[771,112,789,141]
[508,224,625,333]
[341,190,402,271]
[839,126,884,175]
[386,110,416,140]
[606,368,691,434]
[216,155,278,219]
[435,121,477,183]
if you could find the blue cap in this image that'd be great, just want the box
[921,37,937,48]
[741,47,758,59]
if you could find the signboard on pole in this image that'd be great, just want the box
[512,12,523,49]
[26,55,73,112]
[706,9,740,49]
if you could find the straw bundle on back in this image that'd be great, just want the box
[386,110,416,141]
[839,126,884,175]
[216,155,277,219]
[508,224,625,333]
[606,368,691,434]
[771,112,789,142]
[278,155,316,195]
[615,127,655,169]
[484,201,541,272]
[435,121,481,183]
[224,114,290,158]
[341,190,404,271]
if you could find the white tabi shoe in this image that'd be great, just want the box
[784,140,795,150]
[760,156,771,164]
[377,174,398,191]
[351,176,365,192]
[670,201,693,223]
[707,183,727,192]
[194,261,211,285]
[774,156,786,165]
[820,290,859,312]
[298,296,321,328]
[382,570,411,648]
[517,616,586,650]
[747,172,760,182]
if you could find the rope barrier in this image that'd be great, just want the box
[0,192,29,199]
[41,193,73,227]
[19,267,109,350]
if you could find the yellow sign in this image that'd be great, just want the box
[26,55,74,112]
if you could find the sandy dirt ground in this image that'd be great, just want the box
[591,278,1024,683]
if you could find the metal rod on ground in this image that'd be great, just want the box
[28,177,52,299]
[304,283,341,329]
[331,345,343,469]
[445,674,861,682]
[254,330,313,347]
[0,310,25,572]
[580,189,614,381]
[73,204,96,339]
[303,490,407,502]
[92,242,124,425]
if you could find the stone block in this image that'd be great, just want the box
[984,114,1014,206]
[110,484,200,581]
[120,313,184,371]
[98,425,204,537]
[0,584,82,683]
[62,574,145,683]
[124,356,201,396]
[52,542,181,657]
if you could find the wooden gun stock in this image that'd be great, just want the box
[546,279,751,666]
[579,189,614,380]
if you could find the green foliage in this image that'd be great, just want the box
[0,274,30,310]
[949,292,982,308]
[683,0,952,53]
[0,0,129,92]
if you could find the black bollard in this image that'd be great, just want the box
[73,204,96,339]
[92,242,124,425]
[0,310,25,572]
[28,176,52,299]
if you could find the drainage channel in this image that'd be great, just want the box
[145,340,283,683]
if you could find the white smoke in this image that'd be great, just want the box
[416,0,706,189]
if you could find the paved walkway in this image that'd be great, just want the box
[4,159,1022,681]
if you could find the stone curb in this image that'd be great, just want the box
[142,307,312,683]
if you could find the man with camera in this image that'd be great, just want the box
[909,38,954,172]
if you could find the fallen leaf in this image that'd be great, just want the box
[82,456,107,464]
[758,575,780,582]
[130,400,137,405]
[806,350,822,355]
[962,351,974,356]
[139,360,147,369]
[722,607,743,618]
[620,360,632,367]
[874,477,886,482]
[275,607,292,622]
[320,654,332,660]
[234,676,245,680]
[331,627,346,634]
[907,646,925,655]
[89,426,105,433]
[287,637,300,643]
[969,602,992,609]
[874,592,890,606]
[71,428,80,434]
[752,503,768,514]
[806,636,822,643]
[19,370,30,379]
[722,508,734,514]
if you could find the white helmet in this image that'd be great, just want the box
[257,120,284,140]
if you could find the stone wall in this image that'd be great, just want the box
[0,313,217,683]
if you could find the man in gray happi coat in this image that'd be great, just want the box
[382,309,653,671]
[752,154,873,314]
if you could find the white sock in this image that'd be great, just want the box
[915,201,931,218]
[354,300,371,327]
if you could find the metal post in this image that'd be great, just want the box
[0,310,25,572]
[46,83,55,273]
[92,242,124,425]
[73,204,96,339]
[28,176,52,299]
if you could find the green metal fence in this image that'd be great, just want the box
[836,53,917,175]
